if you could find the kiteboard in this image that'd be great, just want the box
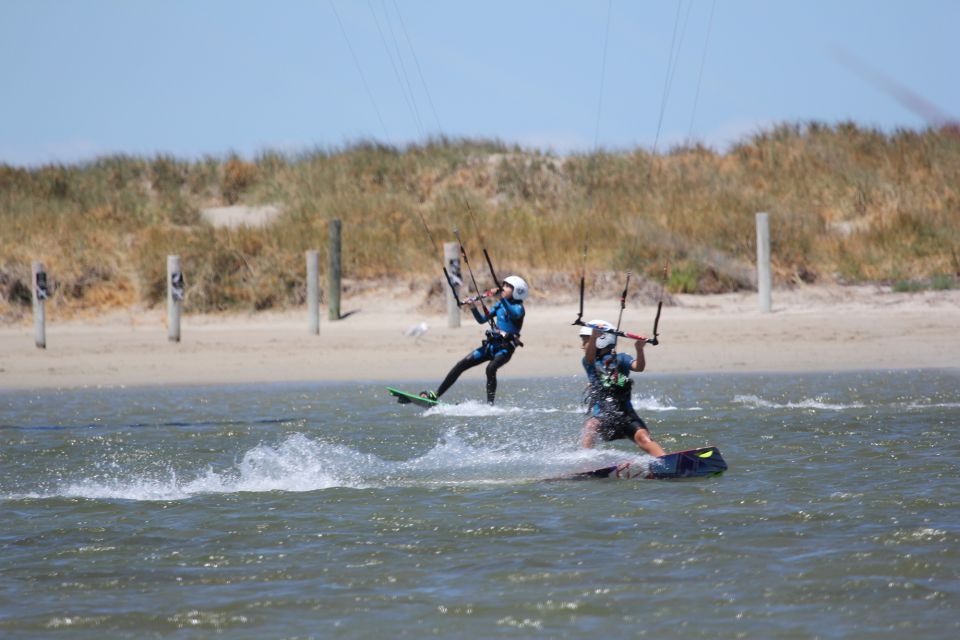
[387,387,441,408]
[562,446,727,480]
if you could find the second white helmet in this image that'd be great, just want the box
[503,275,529,301]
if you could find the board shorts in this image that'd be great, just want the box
[593,403,650,442]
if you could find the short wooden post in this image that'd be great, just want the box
[32,261,47,349]
[328,219,341,321]
[167,255,183,342]
[756,212,771,313]
[306,249,320,335]
[444,242,461,328]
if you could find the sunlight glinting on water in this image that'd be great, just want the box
[2,370,958,638]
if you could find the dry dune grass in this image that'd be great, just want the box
[1,123,958,321]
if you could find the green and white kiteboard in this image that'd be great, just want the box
[387,387,441,408]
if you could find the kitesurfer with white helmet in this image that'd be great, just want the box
[421,275,528,405]
[579,321,665,456]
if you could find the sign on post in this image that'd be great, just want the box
[167,255,183,342]
[444,242,461,328]
[32,261,48,349]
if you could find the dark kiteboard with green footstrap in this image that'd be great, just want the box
[558,446,727,480]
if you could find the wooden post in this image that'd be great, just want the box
[167,255,183,342]
[32,261,47,349]
[444,242,461,328]
[306,249,320,335]
[328,219,341,321]
[756,212,771,313]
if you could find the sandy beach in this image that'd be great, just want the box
[1,284,958,391]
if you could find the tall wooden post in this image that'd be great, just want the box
[328,219,341,321]
[756,212,771,313]
[444,242,461,328]
[32,261,47,349]
[306,249,320,335]
[167,255,183,342]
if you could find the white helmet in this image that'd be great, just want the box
[595,330,618,351]
[579,319,613,337]
[503,275,528,301]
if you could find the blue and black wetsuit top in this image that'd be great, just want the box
[472,297,524,345]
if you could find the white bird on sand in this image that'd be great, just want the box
[404,322,429,338]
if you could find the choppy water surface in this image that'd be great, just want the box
[2,369,958,638]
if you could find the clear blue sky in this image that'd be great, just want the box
[1,0,956,167]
